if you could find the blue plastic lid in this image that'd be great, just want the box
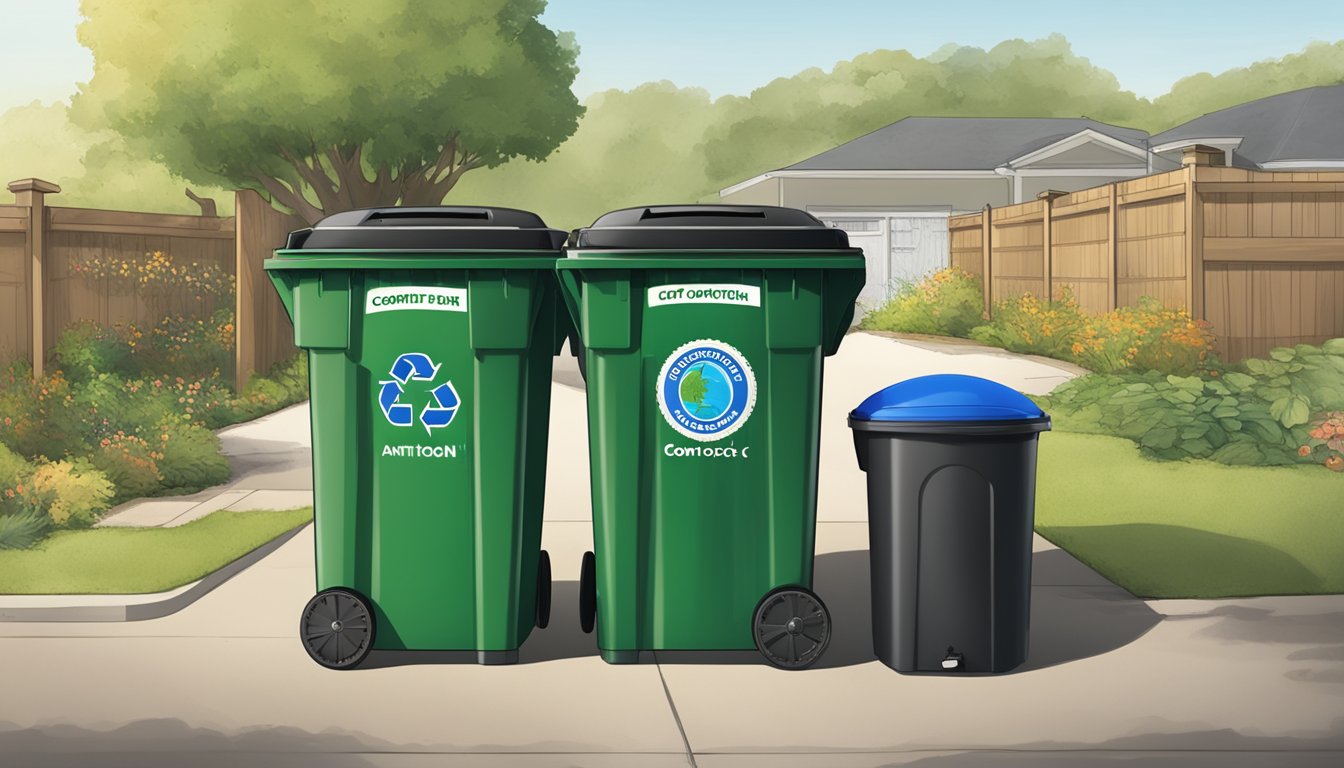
[850,374,1045,423]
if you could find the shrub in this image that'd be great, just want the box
[0,442,35,516]
[132,310,235,378]
[1075,297,1218,376]
[861,268,985,337]
[0,510,50,550]
[51,321,133,381]
[1039,338,1344,468]
[70,249,235,301]
[90,432,163,502]
[970,289,1088,361]
[154,420,230,492]
[866,270,1224,377]
[26,459,114,528]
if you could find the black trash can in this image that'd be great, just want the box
[849,374,1050,674]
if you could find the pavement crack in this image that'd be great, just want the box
[653,652,697,767]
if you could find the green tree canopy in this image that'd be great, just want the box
[71,0,583,223]
[698,35,1152,191]
[1151,40,1344,127]
[0,101,234,215]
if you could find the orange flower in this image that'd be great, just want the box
[1299,445,1313,457]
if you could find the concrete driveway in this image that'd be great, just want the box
[2,333,1342,767]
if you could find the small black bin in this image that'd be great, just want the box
[849,374,1050,674]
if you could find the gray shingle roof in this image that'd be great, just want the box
[1151,85,1344,166]
[784,117,1150,171]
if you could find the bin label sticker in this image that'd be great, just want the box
[648,284,760,308]
[366,286,467,314]
[378,352,461,435]
[657,339,756,442]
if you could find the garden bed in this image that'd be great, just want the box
[0,248,308,550]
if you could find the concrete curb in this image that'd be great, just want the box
[0,524,308,623]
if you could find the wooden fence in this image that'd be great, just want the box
[0,179,299,388]
[949,164,1344,361]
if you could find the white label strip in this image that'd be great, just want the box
[365,286,468,314]
[648,284,760,308]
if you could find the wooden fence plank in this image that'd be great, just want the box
[1204,237,1344,262]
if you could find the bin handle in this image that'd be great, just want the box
[555,266,583,338]
[640,206,766,220]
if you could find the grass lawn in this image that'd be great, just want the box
[0,508,312,595]
[1036,432,1344,598]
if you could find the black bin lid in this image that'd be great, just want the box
[568,205,851,250]
[285,207,566,251]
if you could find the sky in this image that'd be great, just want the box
[2,0,1343,110]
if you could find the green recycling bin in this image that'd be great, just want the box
[556,205,865,669]
[265,207,569,669]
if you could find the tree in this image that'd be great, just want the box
[698,35,1153,192]
[1151,41,1344,129]
[72,0,583,223]
[455,81,721,228]
[0,101,234,215]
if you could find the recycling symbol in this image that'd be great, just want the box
[377,352,460,434]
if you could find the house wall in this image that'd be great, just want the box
[1020,174,1145,201]
[720,177,781,206]
[774,176,1012,212]
[1023,143,1145,169]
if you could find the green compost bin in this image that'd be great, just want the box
[556,205,866,669]
[265,206,570,669]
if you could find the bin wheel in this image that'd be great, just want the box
[752,586,830,670]
[536,549,553,629]
[300,588,375,670]
[569,332,585,381]
[578,550,597,634]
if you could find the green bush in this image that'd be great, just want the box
[0,510,50,550]
[969,290,1087,361]
[1038,338,1344,469]
[861,267,986,337]
[89,433,163,502]
[51,321,133,381]
[26,459,115,528]
[154,420,230,492]
[861,270,1222,377]
[2,310,308,512]
[132,310,235,379]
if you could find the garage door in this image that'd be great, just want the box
[822,218,886,308]
[889,214,949,287]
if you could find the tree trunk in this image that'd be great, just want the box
[185,188,218,217]
[262,142,484,225]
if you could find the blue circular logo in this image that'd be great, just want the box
[657,339,756,442]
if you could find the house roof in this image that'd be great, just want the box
[1150,85,1344,167]
[783,117,1150,171]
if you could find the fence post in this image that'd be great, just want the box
[1107,183,1118,312]
[235,190,258,391]
[1185,165,1204,319]
[1037,190,1067,300]
[980,204,992,316]
[8,178,60,379]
